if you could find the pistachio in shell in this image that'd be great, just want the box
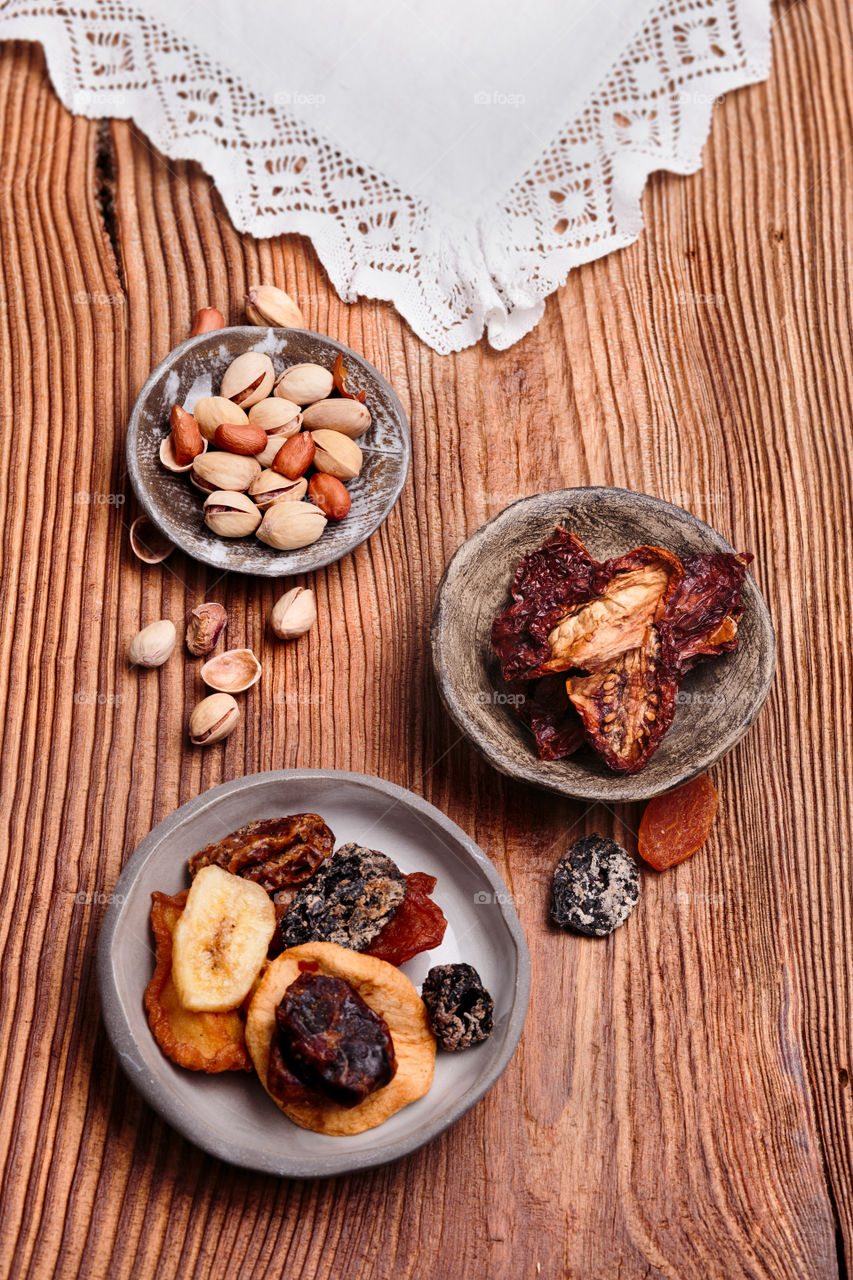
[200,648,262,693]
[301,398,371,439]
[186,603,228,657]
[256,501,327,550]
[273,363,334,406]
[310,430,363,481]
[189,693,240,745]
[203,490,262,538]
[193,396,250,443]
[220,351,275,407]
[245,284,304,328]
[191,451,261,494]
[128,620,177,668]
[270,586,317,639]
[248,470,308,510]
[248,397,302,436]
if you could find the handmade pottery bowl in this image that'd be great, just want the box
[97,770,530,1177]
[126,328,410,577]
[431,487,776,802]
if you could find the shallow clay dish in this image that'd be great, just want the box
[126,328,410,577]
[431,487,776,802]
[97,770,530,1178]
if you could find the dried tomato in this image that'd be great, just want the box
[365,871,447,965]
[511,675,584,761]
[661,552,751,669]
[638,774,719,870]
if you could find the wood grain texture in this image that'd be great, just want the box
[0,0,852,1272]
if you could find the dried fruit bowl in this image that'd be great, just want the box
[126,328,411,577]
[431,487,776,803]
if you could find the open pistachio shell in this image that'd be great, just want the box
[129,515,175,564]
[160,433,208,473]
[200,647,262,693]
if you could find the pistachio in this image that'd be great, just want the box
[256,501,327,550]
[200,647,262,693]
[270,586,317,639]
[203,490,262,538]
[245,284,304,328]
[191,451,261,494]
[274,363,334,406]
[193,396,250,443]
[189,306,225,336]
[189,692,240,745]
[220,351,275,407]
[248,470,308,509]
[186,602,228,657]
[129,515,175,564]
[128,619,177,668]
[248,397,302,436]
[301,398,371,438]
[311,429,363,481]
[160,433,208,473]
[255,424,303,468]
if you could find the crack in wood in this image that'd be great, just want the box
[94,119,125,293]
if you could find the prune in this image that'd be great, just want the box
[365,872,447,965]
[279,843,407,950]
[551,834,639,936]
[189,814,334,893]
[638,774,719,870]
[271,972,396,1107]
[421,963,494,1051]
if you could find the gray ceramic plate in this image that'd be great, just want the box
[97,770,530,1177]
[431,487,776,802]
[126,328,410,577]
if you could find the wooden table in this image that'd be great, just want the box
[1,4,851,1274]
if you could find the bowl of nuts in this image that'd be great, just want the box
[126,327,411,577]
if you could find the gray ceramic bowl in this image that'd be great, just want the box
[431,487,776,802]
[97,770,530,1177]
[126,328,410,577]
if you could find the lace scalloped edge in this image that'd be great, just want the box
[0,0,771,353]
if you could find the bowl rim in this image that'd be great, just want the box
[96,768,531,1178]
[125,327,411,578]
[431,486,777,802]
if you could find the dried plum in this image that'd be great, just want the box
[421,963,494,1051]
[551,834,639,936]
[270,972,396,1108]
[189,814,334,893]
[278,843,407,950]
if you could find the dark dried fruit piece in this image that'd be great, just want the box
[638,773,719,870]
[511,675,585,761]
[365,872,448,965]
[551,834,639,936]
[421,963,494,1051]
[269,972,396,1107]
[279,843,407,950]
[661,552,751,669]
[567,629,681,774]
[189,814,334,893]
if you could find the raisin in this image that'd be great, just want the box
[551,834,639,936]
[421,963,494,1051]
[638,774,719,870]
[278,843,407,950]
[271,972,396,1107]
[364,871,447,966]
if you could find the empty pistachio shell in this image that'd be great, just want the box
[200,647,262,693]
[191,451,261,494]
[256,501,327,550]
[311,429,363,481]
[129,515,174,564]
[301,398,371,438]
[128,619,177,668]
[245,284,304,328]
[274,363,334,406]
[248,470,308,509]
[186,602,228,657]
[203,490,262,538]
[270,586,317,639]
[160,433,208,473]
[193,396,249,442]
[255,423,303,467]
[248,397,301,436]
[189,693,240,745]
[220,351,275,407]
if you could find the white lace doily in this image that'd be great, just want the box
[0,0,771,353]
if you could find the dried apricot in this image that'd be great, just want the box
[365,872,447,965]
[638,774,719,870]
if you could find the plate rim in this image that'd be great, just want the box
[431,485,777,802]
[126,327,412,578]
[96,768,531,1178]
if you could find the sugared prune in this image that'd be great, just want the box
[271,972,396,1107]
[421,963,494,1051]
[279,843,407,950]
[189,814,334,893]
[551,834,639,936]
[365,872,447,965]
